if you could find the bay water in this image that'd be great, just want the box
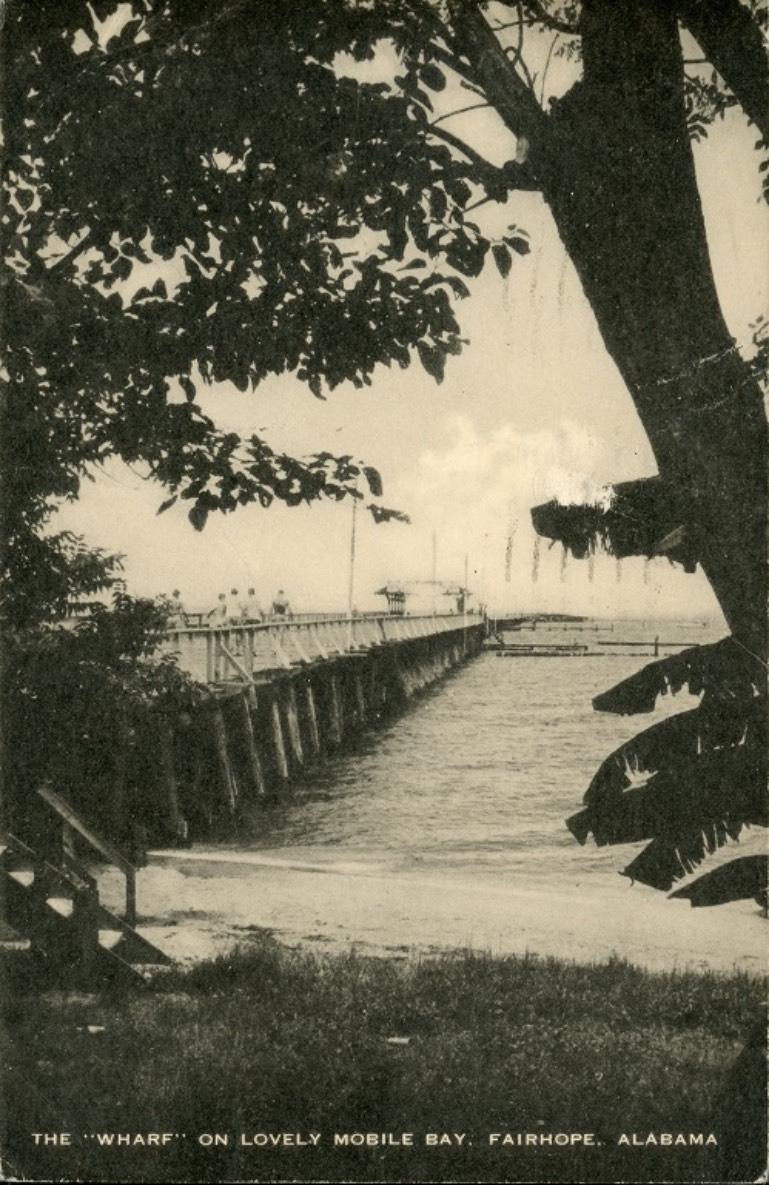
[225,618,735,896]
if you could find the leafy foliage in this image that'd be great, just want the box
[2,0,766,914]
[531,478,707,569]
[1,0,525,616]
[670,855,768,908]
[1,0,548,625]
[592,637,763,715]
[568,697,767,891]
[565,628,768,899]
[1,530,122,631]
[4,590,207,842]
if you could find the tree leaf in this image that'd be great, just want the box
[416,341,446,383]
[179,376,197,403]
[188,503,209,532]
[669,855,768,907]
[506,235,530,256]
[567,699,766,890]
[369,504,410,524]
[362,465,383,497]
[592,636,761,715]
[420,63,446,92]
[492,243,512,279]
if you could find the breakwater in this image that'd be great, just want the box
[156,615,485,846]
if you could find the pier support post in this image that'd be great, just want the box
[271,698,290,782]
[328,675,343,746]
[304,682,321,757]
[241,691,267,798]
[212,708,238,814]
[285,684,304,767]
[354,672,366,724]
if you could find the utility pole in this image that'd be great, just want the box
[431,532,437,615]
[463,552,469,654]
[347,490,358,645]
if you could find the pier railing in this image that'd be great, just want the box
[163,612,484,684]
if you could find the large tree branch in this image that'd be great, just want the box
[44,228,97,275]
[675,0,769,139]
[447,3,551,176]
[427,124,541,188]
[542,0,768,650]
[427,122,500,169]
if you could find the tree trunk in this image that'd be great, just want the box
[540,0,766,654]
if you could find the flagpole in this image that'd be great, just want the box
[347,491,358,624]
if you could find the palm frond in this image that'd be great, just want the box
[620,832,746,893]
[569,732,765,851]
[567,693,766,891]
[592,636,762,715]
[669,855,768,908]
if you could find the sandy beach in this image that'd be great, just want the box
[103,847,768,976]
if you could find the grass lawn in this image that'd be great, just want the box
[1,939,764,1183]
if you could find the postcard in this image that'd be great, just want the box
[2,1,766,1182]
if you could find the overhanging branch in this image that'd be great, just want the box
[448,3,550,174]
[427,124,540,189]
[675,0,769,139]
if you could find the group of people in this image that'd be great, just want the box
[165,587,293,628]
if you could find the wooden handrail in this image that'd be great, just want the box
[36,784,137,926]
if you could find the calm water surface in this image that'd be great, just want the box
[212,618,730,896]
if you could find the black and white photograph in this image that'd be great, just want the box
[1,1,767,1182]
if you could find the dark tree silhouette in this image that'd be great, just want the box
[4,0,765,886]
[3,0,766,1173]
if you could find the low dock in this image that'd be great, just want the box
[493,642,589,657]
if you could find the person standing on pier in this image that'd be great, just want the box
[271,589,292,619]
[167,589,186,629]
[240,588,264,623]
[229,588,243,625]
[209,592,228,624]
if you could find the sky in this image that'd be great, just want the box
[54,34,768,621]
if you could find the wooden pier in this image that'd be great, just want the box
[165,612,484,685]
[1,614,485,982]
[151,613,486,844]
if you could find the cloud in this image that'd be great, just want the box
[401,415,610,513]
[387,415,723,620]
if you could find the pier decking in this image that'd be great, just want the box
[165,612,484,685]
[147,613,487,844]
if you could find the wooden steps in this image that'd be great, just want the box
[1,829,170,987]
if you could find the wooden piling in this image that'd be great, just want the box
[271,698,289,781]
[354,671,366,724]
[212,707,238,813]
[240,691,267,798]
[328,675,343,746]
[285,684,304,767]
[304,682,321,756]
